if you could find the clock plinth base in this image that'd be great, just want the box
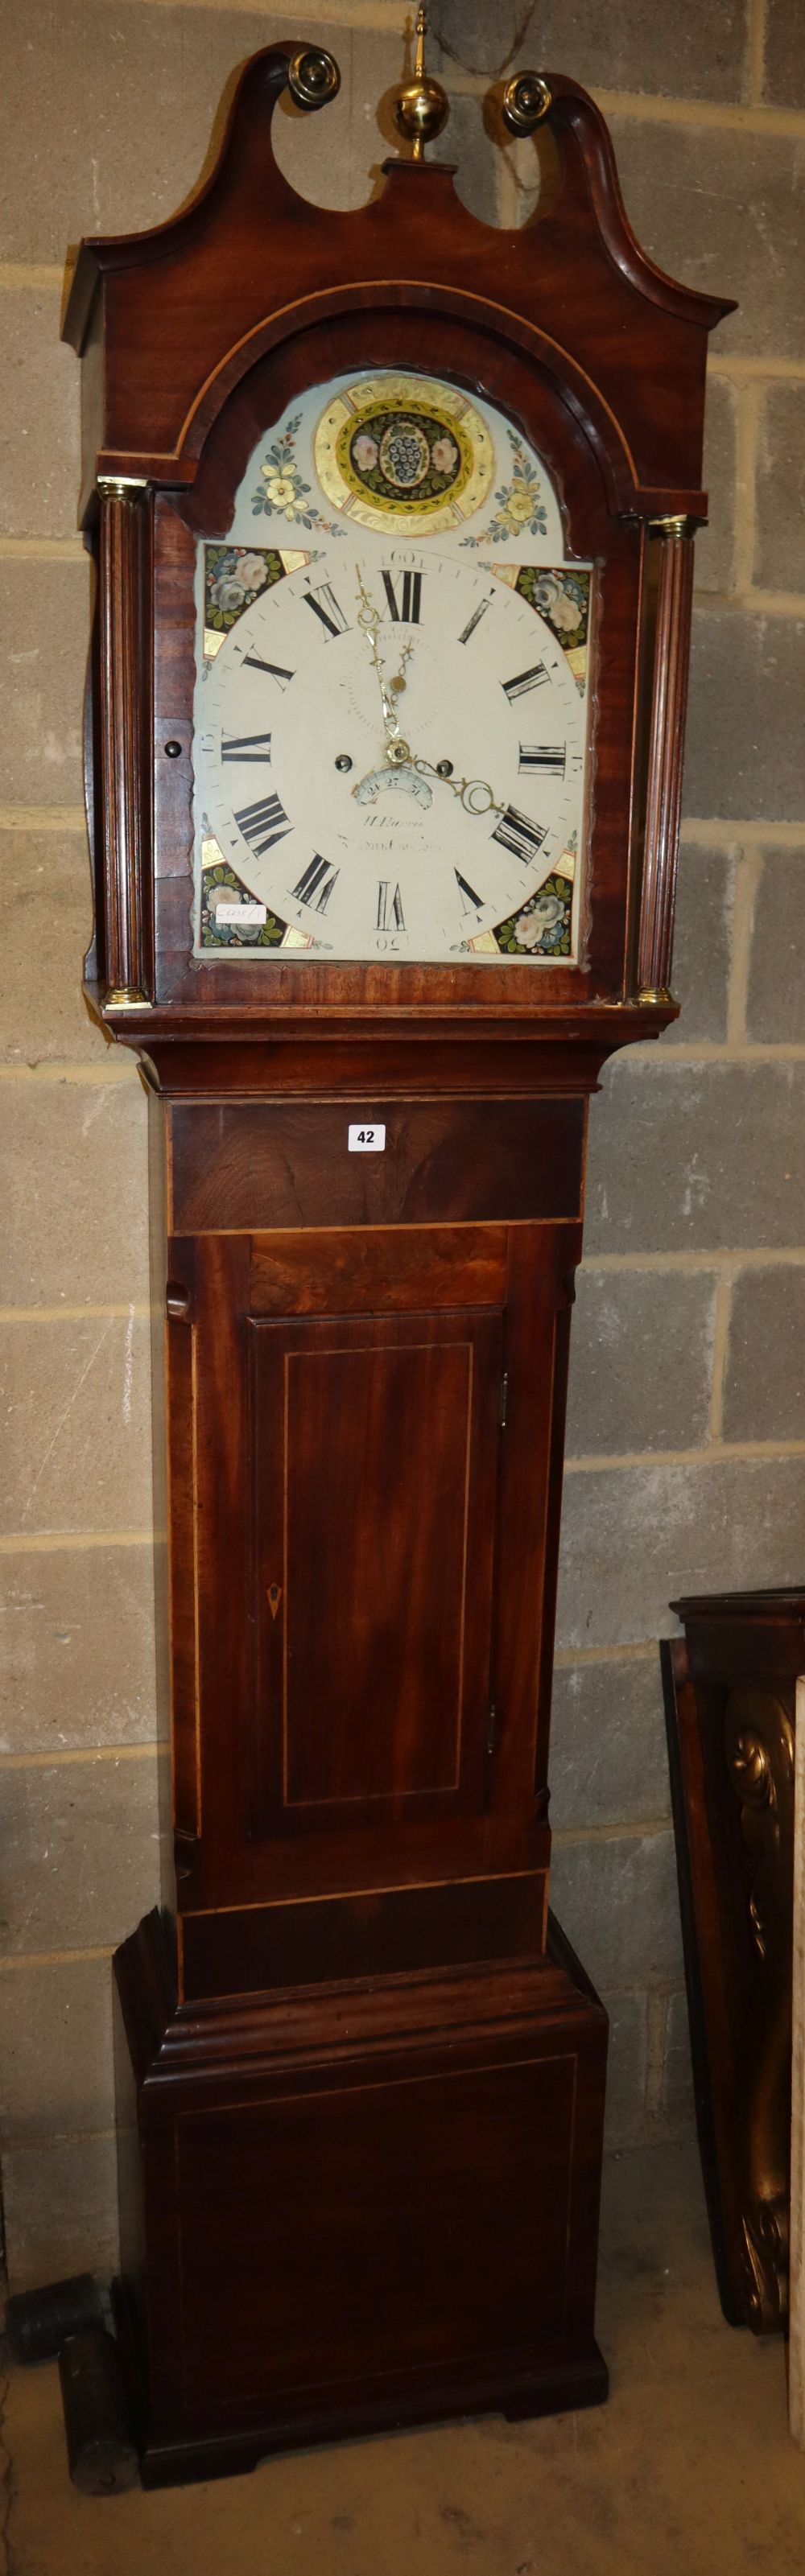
[114,2286,608,2490]
[113,1907,609,2486]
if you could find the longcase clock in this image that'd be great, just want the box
[64,18,733,2485]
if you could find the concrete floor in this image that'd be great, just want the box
[2,2144,804,2576]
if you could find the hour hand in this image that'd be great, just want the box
[413,755,505,818]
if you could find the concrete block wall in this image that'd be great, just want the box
[1,0,803,2288]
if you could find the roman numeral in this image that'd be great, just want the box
[502,662,549,703]
[455,868,483,915]
[382,570,423,624]
[221,732,273,762]
[303,582,349,640]
[458,597,493,646]
[291,855,339,914]
[242,654,295,690]
[491,805,547,865]
[518,744,566,776]
[377,882,405,932]
[234,793,291,856]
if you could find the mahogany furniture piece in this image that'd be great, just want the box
[64,25,733,2484]
[788,1676,805,2444]
[663,1590,803,2335]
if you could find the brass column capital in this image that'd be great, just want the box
[648,512,704,540]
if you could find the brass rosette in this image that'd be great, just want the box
[287,48,341,111]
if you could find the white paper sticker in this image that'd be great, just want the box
[215,901,267,926]
[348,1123,386,1152]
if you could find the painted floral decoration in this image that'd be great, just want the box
[251,413,344,535]
[431,435,460,472]
[200,856,287,950]
[461,428,548,546]
[204,545,285,638]
[493,872,573,958]
[344,408,464,509]
[515,564,589,649]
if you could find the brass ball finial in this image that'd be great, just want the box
[394,6,449,162]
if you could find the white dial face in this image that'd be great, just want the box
[192,373,592,965]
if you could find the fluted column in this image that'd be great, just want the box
[97,477,153,1004]
[638,514,699,1005]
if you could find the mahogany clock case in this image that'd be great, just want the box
[63,39,733,2484]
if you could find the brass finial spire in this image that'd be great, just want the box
[393,6,449,161]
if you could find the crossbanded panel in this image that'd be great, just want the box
[175,2050,577,2414]
[252,1307,502,1832]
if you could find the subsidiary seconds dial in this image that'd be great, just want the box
[194,542,588,962]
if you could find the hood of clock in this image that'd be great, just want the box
[63,41,733,530]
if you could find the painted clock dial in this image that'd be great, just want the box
[192,372,592,965]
